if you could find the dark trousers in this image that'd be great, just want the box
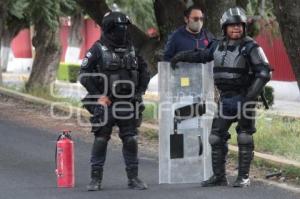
[209,94,256,177]
[90,104,139,170]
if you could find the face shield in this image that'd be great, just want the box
[102,12,131,46]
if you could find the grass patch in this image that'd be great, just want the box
[228,151,300,185]
[20,85,82,107]
[140,128,158,140]
[229,113,300,162]
[143,101,158,120]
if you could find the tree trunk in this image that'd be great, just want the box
[0,1,8,85]
[77,0,238,75]
[154,0,186,42]
[25,20,62,91]
[273,0,300,90]
[0,16,3,85]
[236,0,249,10]
[204,0,236,37]
[0,31,14,72]
[76,0,160,76]
[65,11,84,63]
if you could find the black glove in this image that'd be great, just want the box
[170,52,184,69]
[133,92,143,102]
[170,50,195,70]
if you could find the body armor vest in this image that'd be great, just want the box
[212,39,253,92]
[97,43,139,98]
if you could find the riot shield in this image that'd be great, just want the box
[158,61,214,184]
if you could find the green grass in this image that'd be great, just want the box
[57,63,80,82]
[20,85,82,107]
[57,63,69,81]
[141,128,158,140]
[143,101,158,121]
[228,151,300,185]
[229,113,300,162]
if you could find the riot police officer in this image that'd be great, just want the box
[79,11,150,191]
[171,7,271,187]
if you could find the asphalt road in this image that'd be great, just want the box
[0,114,299,199]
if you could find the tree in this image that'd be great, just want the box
[25,0,76,91]
[197,0,236,37]
[0,0,29,72]
[236,0,249,9]
[106,0,157,32]
[0,1,8,84]
[273,0,300,90]
[65,6,84,63]
[77,0,237,76]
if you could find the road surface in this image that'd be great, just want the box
[0,98,299,199]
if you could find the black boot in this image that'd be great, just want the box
[233,145,253,188]
[201,145,228,187]
[87,167,103,191]
[126,167,148,190]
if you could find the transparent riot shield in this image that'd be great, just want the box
[158,61,214,184]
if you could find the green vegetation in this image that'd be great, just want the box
[229,151,300,185]
[143,102,158,121]
[106,0,157,32]
[229,113,300,162]
[264,85,274,107]
[18,85,82,107]
[57,63,81,83]
[141,128,158,141]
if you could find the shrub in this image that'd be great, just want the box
[68,64,81,83]
[264,85,274,107]
[57,63,80,83]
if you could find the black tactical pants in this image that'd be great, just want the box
[89,102,142,170]
[209,93,256,177]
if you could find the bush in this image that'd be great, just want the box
[68,64,81,83]
[57,63,80,83]
[264,85,274,107]
[57,63,69,81]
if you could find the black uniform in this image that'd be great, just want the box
[171,7,271,187]
[79,11,150,191]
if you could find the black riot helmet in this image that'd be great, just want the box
[220,7,247,36]
[101,11,131,46]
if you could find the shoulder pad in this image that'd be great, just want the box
[94,41,109,52]
[240,37,259,56]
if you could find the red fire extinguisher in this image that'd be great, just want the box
[55,130,75,188]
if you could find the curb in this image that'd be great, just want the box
[1,86,300,170]
[0,86,90,118]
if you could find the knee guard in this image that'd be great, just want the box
[92,136,109,156]
[122,136,138,154]
[237,133,254,146]
[209,133,230,146]
[209,133,229,177]
[209,134,222,146]
[237,133,254,178]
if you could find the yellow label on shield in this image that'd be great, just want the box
[180,77,190,87]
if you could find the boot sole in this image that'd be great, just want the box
[232,183,250,188]
[128,185,148,190]
[87,186,102,191]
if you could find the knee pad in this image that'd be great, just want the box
[209,134,222,146]
[122,136,138,154]
[92,136,109,154]
[237,133,254,145]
